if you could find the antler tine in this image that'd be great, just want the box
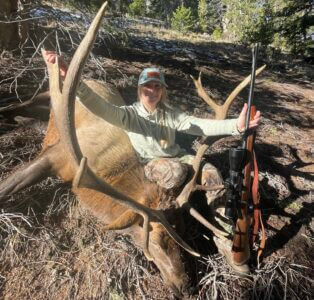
[221,64,266,118]
[191,65,266,120]
[176,144,209,208]
[73,158,201,257]
[176,145,228,237]
[44,2,200,258]
[190,73,220,116]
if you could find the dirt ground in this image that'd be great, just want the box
[0,10,313,300]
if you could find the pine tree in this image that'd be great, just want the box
[198,0,224,34]
[222,0,274,44]
[198,0,208,32]
[128,0,146,16]
[271,0,313,55]
[171,4,195,33]
[148,0,181,25]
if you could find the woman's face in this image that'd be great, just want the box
[139,81,163,112]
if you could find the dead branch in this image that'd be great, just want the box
[0,91,50,113]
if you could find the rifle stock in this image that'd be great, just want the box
[232,106,256,265]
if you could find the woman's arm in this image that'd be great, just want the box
[174,111,239,136]
[42,50,135,131]
[173,104,260,137]
[77,81,133,130]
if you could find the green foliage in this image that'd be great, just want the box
[198,0,208,32]
[62,0,313,57]
[198,0,223,34]
[171,5,195,33]
[222,0,274,45]
[272,0,314,55]
[128,0,146,17]
[272,32,289,50]
[183,0,199,19]
[211,27,223,40]
[222,0,313,56]
[147,0,178,23]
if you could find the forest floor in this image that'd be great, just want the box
[0,6,313,300]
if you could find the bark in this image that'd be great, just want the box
[0,0,29,51]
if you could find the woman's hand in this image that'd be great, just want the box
[236,103,261,133]
[42,49,68,79]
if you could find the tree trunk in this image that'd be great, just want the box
[0,0,29,51]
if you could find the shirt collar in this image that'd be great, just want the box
[135,101,160,118]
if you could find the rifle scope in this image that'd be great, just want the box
[224,148,246,220]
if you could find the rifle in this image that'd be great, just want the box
[224,44,265,267]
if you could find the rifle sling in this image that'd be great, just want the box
[251,149,266,265]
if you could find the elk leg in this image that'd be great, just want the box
[0,145,60,199]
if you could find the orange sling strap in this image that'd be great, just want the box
[251,150,266,265]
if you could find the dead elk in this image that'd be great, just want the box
[0,2,266,297]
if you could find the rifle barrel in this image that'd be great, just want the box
[242,44,259,148]
[245,45,259,128]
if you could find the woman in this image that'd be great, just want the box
[43,51,260,189]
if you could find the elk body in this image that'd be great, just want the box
[0,2,265,297]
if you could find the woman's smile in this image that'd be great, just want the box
[140,81,163,112]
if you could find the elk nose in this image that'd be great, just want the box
[170,279,193,299]
[169,283,189,299]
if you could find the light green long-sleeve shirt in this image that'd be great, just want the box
[77,82,239,162]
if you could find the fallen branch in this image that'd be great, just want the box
[0,91,50,113]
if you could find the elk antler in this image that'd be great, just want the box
[176,144,228,239]
[43,2,200,259]
[191,65,266,120]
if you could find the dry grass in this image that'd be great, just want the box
[198,255,314,300]
[131,23,214,44]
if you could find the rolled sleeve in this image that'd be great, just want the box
[173,109,239,136]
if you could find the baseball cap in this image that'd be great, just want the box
[138,67,167,87]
